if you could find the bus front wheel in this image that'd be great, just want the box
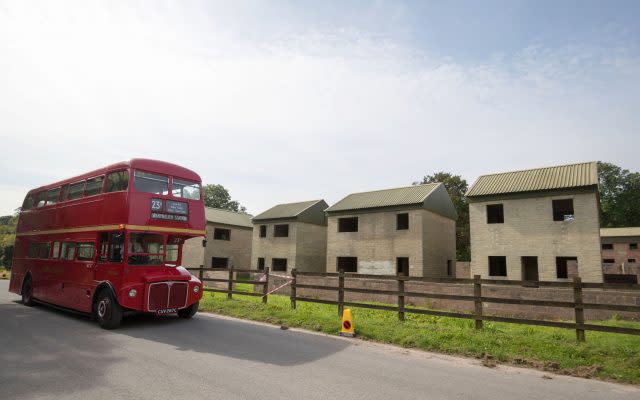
[178,301,198,319]
[21,276,34,307]
[94,289,123,329]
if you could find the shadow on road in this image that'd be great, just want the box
[0,301,123,399]
[1,290,350,391]
[117,311,350,366]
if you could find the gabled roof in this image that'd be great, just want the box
[466,162,598,198]
[253,199,328,225]
[325,183,458,220]
[600,227,640,238]
[204,207,253,228]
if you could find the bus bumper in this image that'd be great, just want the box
[119,276,202,313]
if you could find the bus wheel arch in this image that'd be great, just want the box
[21,272,34,306]
[92,282,117,308]
[92,282,123,329]
[178,301,199,319]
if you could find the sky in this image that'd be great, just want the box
[0,0,639,216]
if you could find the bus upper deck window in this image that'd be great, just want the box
[60,185,69,201]
[68,182,85,200]
[35,192,46,207]
[85,176,104,196]
[46,188,61,205]
[172,178,201,200]
[134,171,169,195]
[22,195,34,210]
[105,171,129,193]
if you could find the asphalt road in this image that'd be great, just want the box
[0,280,638,400]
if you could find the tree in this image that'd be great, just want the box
[202,184,247,213]
[1,244,13,268]
[0,213,17,268]
[414,172,470,261]
[598,161,640,227]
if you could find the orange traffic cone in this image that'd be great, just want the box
[1,271,7,280]
[340,308,355,337]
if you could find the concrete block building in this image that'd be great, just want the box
[324,184,457,277]
[467,162,603,283]
[251,200,328,273]
[600,227,640,283]
[182,207,253,269]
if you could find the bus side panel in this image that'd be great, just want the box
[8,236,28,295]
[8,265,22,294]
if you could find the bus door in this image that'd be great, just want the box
[56,240,82,308]
[95,232,125,296]
[29,240,57,303]
[72,241,99,312]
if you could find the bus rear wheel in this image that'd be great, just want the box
[178,301,198,319]
[21,276,34,307]
[94,289,123,330]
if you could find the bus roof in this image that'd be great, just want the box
[28,159,201,194]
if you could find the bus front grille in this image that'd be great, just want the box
[168,282,188,308]
[148,282,188,311]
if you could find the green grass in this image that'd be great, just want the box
[199,289,640,385]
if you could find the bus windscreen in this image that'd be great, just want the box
[134,171,169,195]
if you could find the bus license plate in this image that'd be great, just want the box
[156,308,177,315]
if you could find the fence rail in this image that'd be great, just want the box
[185,266,640,341]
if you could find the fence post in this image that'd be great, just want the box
[398,276,405,321]
[573,276,585,342]
[262,267,270,304]
[290,268,297,310]
[198,264,204,282]
[338,269,345,317]
[473,275,483,330]
[227,268,233,300]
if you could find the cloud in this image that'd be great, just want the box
[0,1,638,216]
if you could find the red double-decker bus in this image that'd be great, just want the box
[9,159,205,329]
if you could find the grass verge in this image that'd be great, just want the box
[199,289,640,385]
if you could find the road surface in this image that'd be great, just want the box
[0,280,638,400]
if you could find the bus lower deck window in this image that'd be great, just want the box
[77,243,95,261]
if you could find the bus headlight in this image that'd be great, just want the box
[128,289,138,298]
[193,285,200,293]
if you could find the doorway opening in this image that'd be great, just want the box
[521,256,539,281]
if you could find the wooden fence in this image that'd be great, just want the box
[186,267,640,342]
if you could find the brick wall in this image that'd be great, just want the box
[295,222,328,273]
[251,221,327,273]
[469,191,603,282]
[181,223,253,269]
[601,241,640,281]
[455,261,470,278]
[326,209,456,277]
[182,236,204,268]
[206,224,252,268]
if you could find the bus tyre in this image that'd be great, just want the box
[94,289,123,330]
[21,276,34,307]
[178,301,198,319]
